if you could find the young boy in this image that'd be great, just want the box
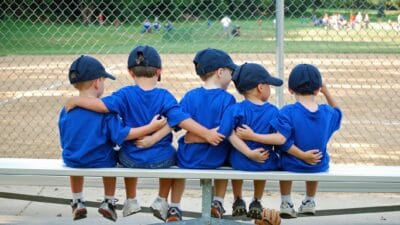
[59,55,166,221]
[217,63,285,219]
[270,64,342,218]
[65,45,224,221]
[163,48,237,221]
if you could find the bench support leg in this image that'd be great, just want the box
[200,179,212,224]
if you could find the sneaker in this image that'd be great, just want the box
[70,199,87,221]
[211,200,226,219]
[122,198,141,217]
[232,198,247,217]
[247,199,263,219]
[166,206,182,222]
[150,197,169,221]
[298,200,316,215]
[98,198,118,221]
[280,201,297,218]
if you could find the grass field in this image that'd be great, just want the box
[1,18,399,55]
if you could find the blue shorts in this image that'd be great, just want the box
[118,151,176,169]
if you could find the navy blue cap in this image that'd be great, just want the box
[193,48,238,76]
[232,63,283,93]
[127,45,162,69]
[68,55,115,84]
[289,64,322,94]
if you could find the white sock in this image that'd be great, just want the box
[213,196,224,205]
[157,196,167,202]
[304,195,315,202]
[105,195,114,201]
[281,195,293,205]
[170,202,182,210]
[127,197,137,202]
[72,192,84,202]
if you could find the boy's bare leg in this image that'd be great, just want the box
[305,181,318,197]
[102,177,116,196]
[124,177,138,198]
[70,176,84,193]
[214,179,228,198]
[170,179,185,204]
[253,180,266,200]
[279,180,292,196]
[232,179,243,199]
[159,178,173,199]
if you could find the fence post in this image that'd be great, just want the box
[275,0,285,108]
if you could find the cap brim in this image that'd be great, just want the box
[227,63,239,72]
[267,76,283,86]
[101,71,116,80]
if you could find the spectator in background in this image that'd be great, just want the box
[97,12,106,25]
[363,13,370,29]
[220,16,232,36]
[164,21,173,32]
[141,20,152,33]
[231,25,241,37]
[153,17,160,31]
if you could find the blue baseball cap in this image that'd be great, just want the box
[289,64,322,94]
[68,55,115,84]
[232,63,283,93]
[127,45,162,69]
[193,48,238,76]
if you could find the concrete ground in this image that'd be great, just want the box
[0,184,400,225]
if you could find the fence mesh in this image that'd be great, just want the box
[0,1,399,165]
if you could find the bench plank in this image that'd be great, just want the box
[1,158,400,183]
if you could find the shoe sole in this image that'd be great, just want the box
[73,208,87,221]
[232,208,247,217]
[210,207,222,219]
[279,211,297,219]
[247,208,262,219]
[98,208,117,222]
[122,209,141,217]
[298,210,316,215]
[150,208,165,221]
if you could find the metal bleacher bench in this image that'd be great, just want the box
[1,158,400,225]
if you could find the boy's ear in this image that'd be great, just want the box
[127,69,136,78]
[313,88,321,96]
[156,68,162,81]
[288,88,294,94]
[257,83,264,92]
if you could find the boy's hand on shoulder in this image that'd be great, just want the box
[204,129,225,146]
[247,148,269,163]
[150,114,167,131]
[65,96,79,112]
[320,83,328,95]
[302,149,322,165]
[236,124,255,141]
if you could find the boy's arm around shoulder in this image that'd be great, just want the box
[229,132,269,163]
[65,96,108,113]
[236,124,286,145]
[286,144,322,165]
[125,115,167,140]
[135,123,172,148]
[320,83,339,108]
[179,118,225,146]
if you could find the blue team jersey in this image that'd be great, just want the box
[102,85,190,165]
[270,102,342,172]
[218,100,280,171]
[58,107,130,168]
[177,87,236,169]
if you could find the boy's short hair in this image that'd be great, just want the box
[193,48,238,77]
[69,55,115,84]
[232,63,283,94]
[289,64,322,95]
[127,45,161,69]
[72,80,95,91]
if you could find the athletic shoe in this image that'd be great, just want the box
[98,198,118,221]
[279,201,297,218]
[210,200,225,219]
[70,199,87,220]
[247,199,263,219]
[150,197,169,221]
[166,206,182,222]
[122,198,141,217]
[298,200,316,215]
[232,198,247,217]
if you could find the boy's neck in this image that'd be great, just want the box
[296,95,318,112]
[203,78,224,90]
[244,93,266,105]
[134,76,158,90]
[79,89,98,98]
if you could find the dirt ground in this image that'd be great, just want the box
[0,53,399,165]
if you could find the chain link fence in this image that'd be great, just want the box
[1,1,399,166]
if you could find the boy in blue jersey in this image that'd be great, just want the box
[217,63,285,220]
[163,48,237,222]
[270,64,342,218]
[65,45,224,221]
[59,55,166,221]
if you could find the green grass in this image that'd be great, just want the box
[1,18,399,55]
